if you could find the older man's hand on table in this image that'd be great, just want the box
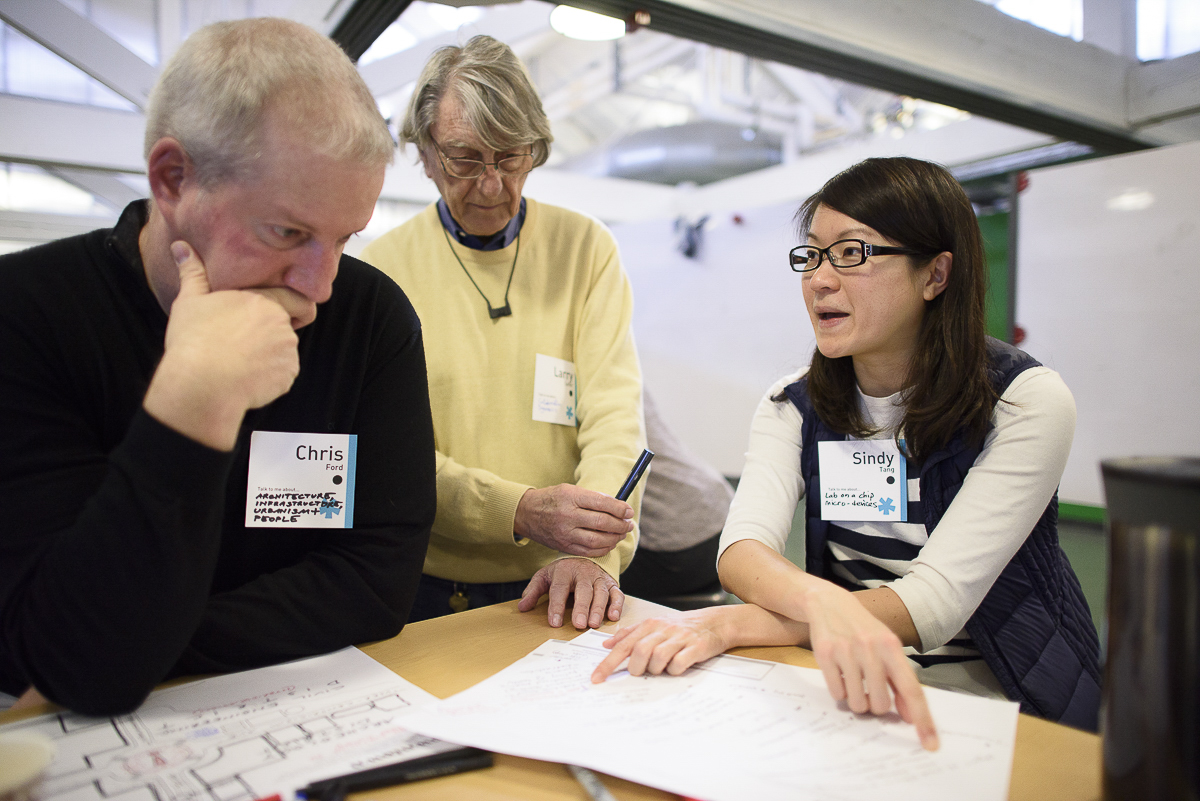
[517,557,624,629]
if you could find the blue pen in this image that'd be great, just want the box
[615,449,654,501]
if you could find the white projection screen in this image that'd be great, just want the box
[1015,140,1200,506]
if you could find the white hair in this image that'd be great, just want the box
[144,18,394,185]
[402,35,552,166]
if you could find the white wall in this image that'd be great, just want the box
[1016,140,1200,506]
[614,201,816,476]
[617,140,1200,497]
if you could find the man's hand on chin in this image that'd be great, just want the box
[142,241,301,451]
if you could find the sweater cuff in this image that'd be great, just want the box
[481,478,534,546]
[593,551,621,582]
[112,409,236,503]
[592,524,636,582]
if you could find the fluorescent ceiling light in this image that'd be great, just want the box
[550,5,625,40]
[1106,190,1155,211]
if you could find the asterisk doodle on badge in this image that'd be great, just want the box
[878,497,895,515]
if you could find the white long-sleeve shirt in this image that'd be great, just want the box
[719,365,1076,656]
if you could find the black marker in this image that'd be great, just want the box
[299,746,492,801]
[615,448,654,501]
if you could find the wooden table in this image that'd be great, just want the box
[1,597,1101,800]
[360,597,1101,801]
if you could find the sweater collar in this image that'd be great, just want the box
[436,197,526,251]
[103,200,168,328]
[107,199,149,271]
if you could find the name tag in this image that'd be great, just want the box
[817,440,907,522]
[532,353,577,426]
[245,431,356,528]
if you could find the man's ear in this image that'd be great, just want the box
[146,138,192,221]
[923,252,952,301]
[419,147,436,181]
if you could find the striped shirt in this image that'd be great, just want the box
[824,393,982,668]
[823,481,982,668]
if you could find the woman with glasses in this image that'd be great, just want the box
[361,36,645,632]
[593,157,1100,745]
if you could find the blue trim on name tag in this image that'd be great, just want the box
[897,439,908,522]
[345,434,357,528]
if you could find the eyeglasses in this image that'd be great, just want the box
[789,239,925,272]
[433,142,534,180]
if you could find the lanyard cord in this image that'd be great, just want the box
[442,225,519,319]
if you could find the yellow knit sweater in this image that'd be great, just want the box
[360,199,644,583]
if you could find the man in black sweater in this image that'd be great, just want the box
[0,19,435,715]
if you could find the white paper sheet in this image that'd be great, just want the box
[0,648,456,801]
[400,630,1020,801]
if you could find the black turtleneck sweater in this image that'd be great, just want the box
[0,202,435,715]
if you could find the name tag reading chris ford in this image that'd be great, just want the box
[532,353,577,426]
[817,440,906,522]
[246,431,356,528]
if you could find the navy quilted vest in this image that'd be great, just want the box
[783,338,1101,730]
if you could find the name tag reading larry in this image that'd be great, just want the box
[245,431,356,528]
[532,353,577,426]
[817,439,907,522]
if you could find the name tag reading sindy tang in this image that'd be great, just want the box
[817,439,907,522]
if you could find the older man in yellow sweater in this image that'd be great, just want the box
[361,36,645,631]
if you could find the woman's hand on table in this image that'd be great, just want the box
[589,590,939,752]
[590,607,734,682]
[804,584,939,751]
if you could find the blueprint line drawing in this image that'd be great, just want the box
[0,649,455,801]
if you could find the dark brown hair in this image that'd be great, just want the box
[788,157,996,465]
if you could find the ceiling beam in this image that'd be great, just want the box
[0,210,116,243]
[43,167,146,212]
[0,95,146,173]
[676,115,1056,220]
[760,63,844,125]
[158,0,183,65]
[331,0,417,62]
[539,37,696,121]
[0,0,158,109]
[565,0,1152,154]
[359,2,552,98]
[1127,50,1200,130]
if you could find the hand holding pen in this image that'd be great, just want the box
[517,449,654,629]
[512,448,653,558]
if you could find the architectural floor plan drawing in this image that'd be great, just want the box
[0,649,455,801]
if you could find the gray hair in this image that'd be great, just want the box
[401,35,552,167]
[144,18,394,185]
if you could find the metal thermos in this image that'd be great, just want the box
[1101,457,1200,801]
